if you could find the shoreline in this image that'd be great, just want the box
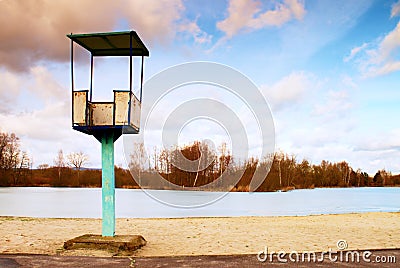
[2,185,400,191]
[0,212,399,257]
[1,209,400,220]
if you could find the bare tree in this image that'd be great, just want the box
[379,169,391,186]
[53,149,66,183]
[129,142,146,184]
[0,132,22,185]
[67,152,89,170]
[67,151,89,185]
[338,161,351,186]
[38,163,49,169]
[0,132,20,171]
[14,151,31,185]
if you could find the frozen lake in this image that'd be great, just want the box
[0,187,399,218]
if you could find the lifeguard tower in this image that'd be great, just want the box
[67,31,149,237]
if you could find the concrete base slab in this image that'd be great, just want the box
[63,234,146,255]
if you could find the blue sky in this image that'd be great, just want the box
[0,0,400,175]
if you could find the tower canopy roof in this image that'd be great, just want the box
[67,31,149,57]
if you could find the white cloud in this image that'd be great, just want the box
[374,22,400,63]
[0,101,69,141]
[28,66,68,103]
[261,71,316,111]
[0,72,105,168]
[355,129,400,152]
[216,0,305,39]
[286,0,307,20]
[0,66,68,115]
[343,43,367,62]
[370,61,400,76]
[268,73,367,173]
[0,0,200,72]
[346,21,400,77]
[275,0,373,65]
[391,0,400,18]
[122,0,185,45]
[0,64,78,167]
[365,21,400,76]
[178,19,212,45]
[351,128,400,174]
[0,70,22,113]
[313,89,352,117]
[0,66,69,138]
[341,75,358,90]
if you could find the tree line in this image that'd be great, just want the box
[1,131,399,191]
[128,141,400,191]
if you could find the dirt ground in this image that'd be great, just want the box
[0,212,399,258]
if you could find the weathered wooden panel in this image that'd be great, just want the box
[73,91,88,125]
[130,95,141,131]
[114,91,130,125]
[90,103,114,126]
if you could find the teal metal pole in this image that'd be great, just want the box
[101,132,115,237]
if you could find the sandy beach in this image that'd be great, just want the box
[0,212,399,257]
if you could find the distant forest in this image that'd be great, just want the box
[1,131,399,191]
